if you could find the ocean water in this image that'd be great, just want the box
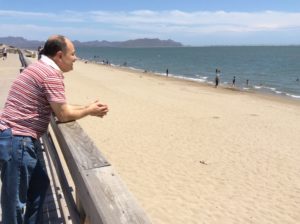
[76,46,300,99]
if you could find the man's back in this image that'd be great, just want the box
[0,60,66,139]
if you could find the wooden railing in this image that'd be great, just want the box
[19,50,151,224]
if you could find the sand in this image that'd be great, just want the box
[10,55,300,223]
[61,60,300,224]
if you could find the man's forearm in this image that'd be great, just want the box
[51,101,108,122]
[69,104,88,110]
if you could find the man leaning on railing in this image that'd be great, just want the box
[0,35,109,224]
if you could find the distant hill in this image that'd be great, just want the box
[73,38,183,48]
[0,36,43,49]
[0,37,183,49]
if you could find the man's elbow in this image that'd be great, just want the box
[54,112,71,123]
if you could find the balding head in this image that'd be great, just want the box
[42,35,68,57]
[41,35,76,72]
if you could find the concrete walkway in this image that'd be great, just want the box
[0,53,21,108]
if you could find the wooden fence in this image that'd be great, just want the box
[20,50,151,224]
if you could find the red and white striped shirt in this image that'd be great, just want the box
[0,56,66,139]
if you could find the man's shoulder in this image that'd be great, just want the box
[27,61,62,78]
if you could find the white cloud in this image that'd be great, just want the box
[1,9,300,44]
[0,10,52,17]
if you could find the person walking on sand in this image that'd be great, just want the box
[0,35,109,224]
[166,68,169,77]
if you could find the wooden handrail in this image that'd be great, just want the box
[50,117,151,224]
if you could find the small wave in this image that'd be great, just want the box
[195,75,207,78]
[265,87,276,91]
[286,94,300,99]
[174,75,209,83]
[127,66,144,72]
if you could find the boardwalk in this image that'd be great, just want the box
[0,53,67,223]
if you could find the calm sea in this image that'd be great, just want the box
[76,46,300,99]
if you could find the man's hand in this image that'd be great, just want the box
[88,100,109,118]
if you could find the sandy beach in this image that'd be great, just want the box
[2,53,298,223]
[60,59,300,224]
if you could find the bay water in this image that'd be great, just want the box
[77,46,300,99]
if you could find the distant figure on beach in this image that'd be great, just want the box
[2,47,7,60]
[246,79,249,86]
[166,68,169,77]
[232,76,236,86]
[0,35,109,224]
[215,74,220,87]
[215,68,220,87]
[37,45,43,60]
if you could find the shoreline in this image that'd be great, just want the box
[79,58,300,107]
[75,45,300,101]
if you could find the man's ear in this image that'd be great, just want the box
[56,51,63,59]
[52,51,63,65]
[52,51,63,63]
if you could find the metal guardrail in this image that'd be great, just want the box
[19,50,151,224]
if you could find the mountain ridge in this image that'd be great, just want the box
[0,36,183,49]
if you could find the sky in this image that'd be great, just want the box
[1,0,300,46]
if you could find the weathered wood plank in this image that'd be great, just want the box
[83,166,151,224]
[52,118,110,170]
[50,117,152,224]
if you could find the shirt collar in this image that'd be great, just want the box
[40,55,61,72]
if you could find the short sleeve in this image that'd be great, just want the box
[43,76,66,103]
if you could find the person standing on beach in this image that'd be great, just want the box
[232,76,236,86]
[0,35,109,224]
[215,68,220,87]
[2,47,7,60]
[166,68,169,77]
[37,45,43,60]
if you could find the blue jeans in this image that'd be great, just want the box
[0,128,50,224]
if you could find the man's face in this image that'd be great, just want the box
[60,39,76,72]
